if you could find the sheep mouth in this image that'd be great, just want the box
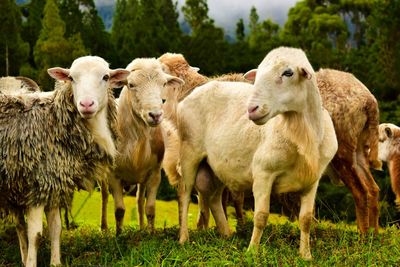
[80,110,96,119]
[147,119,162,127]
[249,112,270,125]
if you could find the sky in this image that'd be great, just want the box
[94,0,298,34]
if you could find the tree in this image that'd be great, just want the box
[281,0,349,69]
[235,18,245,42]
[20,0,46,68]
[363,0,400,100]
[0,0,29,76]
[33,0,87,90]
[181,0,228,74]
[58,0,115,64]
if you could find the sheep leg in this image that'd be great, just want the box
[355,149,380,233]
[145,170,161,231]
[137,183,146,230]
[100,180,109,231]
[15,211,28,266]
[332,154,370,233]
[26,205,44,267]
[208,184,231,237]
[109,174,125,236]
[196,193,210,230]
[298,181,319,260]
[179,144,202,244]
[46,207,61,266]
[248,176,274,249]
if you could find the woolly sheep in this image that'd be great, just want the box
[378,123,400,209]
[107,58,183,234]
[0,56,129,267]
[176,47,338,259]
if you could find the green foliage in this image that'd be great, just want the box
[0,0,29,76]
[1,210,399,266]
[33,0,87,90]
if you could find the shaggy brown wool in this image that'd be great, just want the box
[0,81,117,217]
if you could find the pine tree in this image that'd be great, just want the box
[0,0,29,76]
[33,0,87,90]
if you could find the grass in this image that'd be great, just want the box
[1,190,400,266]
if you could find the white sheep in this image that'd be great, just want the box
[107,58,183,234]
[176,47,337,259]
[0,56,129,267]
[378,123,400,209]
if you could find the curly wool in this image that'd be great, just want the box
[0,81,118,216]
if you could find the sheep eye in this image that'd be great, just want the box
[103,74,110,81]
[128,83,135,89]
[68,76,74,82]
[282,69,294,77]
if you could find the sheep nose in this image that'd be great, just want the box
[79,100,95,108]
[149,111,163,122]
[248,105,259,114]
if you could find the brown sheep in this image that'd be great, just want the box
[317,69,381,233]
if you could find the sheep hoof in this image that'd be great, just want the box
[300,251,312,261]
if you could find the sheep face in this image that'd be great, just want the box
[378,123,400,162]
[48,56,129,119]
[246,50,314,125]
[125,59,183,126]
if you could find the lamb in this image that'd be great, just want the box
[0,56,129,267]
[176,47,338,259]
[317,69,382,233]
[107,58,183,234]
[0,76,40,94]
[378,123,400,209]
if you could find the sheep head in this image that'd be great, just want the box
[124,58,183,126]
[246,47,316,125]
[47,56,129,119]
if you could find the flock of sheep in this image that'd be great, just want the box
[0,46,399,266]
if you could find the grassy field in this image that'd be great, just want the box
[1,190,400,266]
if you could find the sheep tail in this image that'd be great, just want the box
[364,97,382,170]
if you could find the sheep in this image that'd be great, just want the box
[107,58,183,235]
[223,68,383,234]
[0,55,129,267]
[158,52,248,228]
[176,47,338,259]
[0,76,40,94]
[317,68,382,233]
[378,123,400,209]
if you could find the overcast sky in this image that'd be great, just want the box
[95,0,298,34]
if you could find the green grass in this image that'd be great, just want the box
[1,191,400,266]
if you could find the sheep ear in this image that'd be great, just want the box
[385,127,393,138]
[166,74,184,87]
[300,67,312,80]
[47,67,70,81]
[244,69,257,82]
[110,69,130,88]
